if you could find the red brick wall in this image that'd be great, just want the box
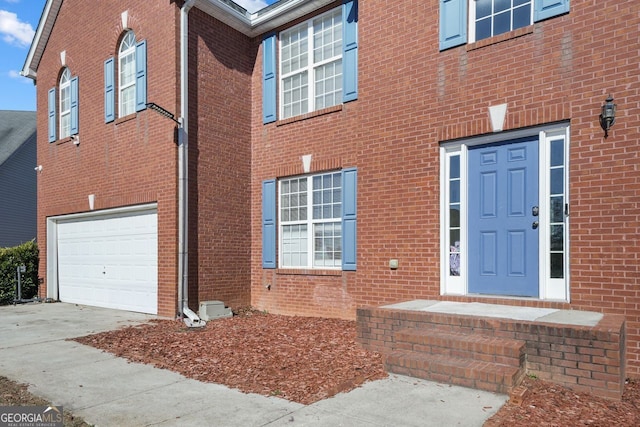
[248,0,640,374]
[187,9,253,310]
[36,0,181,317]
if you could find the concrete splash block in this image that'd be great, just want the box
[198,301,232,321]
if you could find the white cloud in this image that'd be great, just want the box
[0,9,34,47]
[234,0,269,13]
[7,69,30,82]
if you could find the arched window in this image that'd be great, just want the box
[59,68,71,138]
[104,30,146,123]
[118,30,137,117]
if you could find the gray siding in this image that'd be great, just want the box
[0,131,37,247]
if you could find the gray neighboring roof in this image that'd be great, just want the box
[0,110,37,166]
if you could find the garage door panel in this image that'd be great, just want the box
[57,209,158,314]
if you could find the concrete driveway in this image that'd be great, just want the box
[0,302,507,426]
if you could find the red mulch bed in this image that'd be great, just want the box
[74,310,640,425]
[73,310,387,404]
[485,377,640,426]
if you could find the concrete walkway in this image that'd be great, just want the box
[0,303,507,426]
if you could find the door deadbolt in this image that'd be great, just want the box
[532,206,539,216]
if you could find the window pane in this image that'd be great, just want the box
[550,225,564,251]
[493,11,511,36]
[476,18,492,41]
[476,0,492,18]
[550,196,564,223]
[449,231,461,277]
[550,168,564,195]
[495,0,510,13]
[450,180,460,203]
[313,222,341,267]
[315,60,342,110]
[450,155,460,179]
[282,224,308,267]
[550,139,564,167]
[513,4,531,30]
[550,253,564,278]
[450,206,460,228]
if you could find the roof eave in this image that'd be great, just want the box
[21,0,61,82]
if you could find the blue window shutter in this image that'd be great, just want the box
[135,40,147,112]
[439,0,467,50]
[47,87,56,142]
[262,179,277,268]
[342,0,358,102]
[104,57,115,123]
[262,34,276,124]
[534,0,569,22]
[70,76,79,135]
[342,168,357,271]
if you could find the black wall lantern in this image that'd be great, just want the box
[599,95,616,138]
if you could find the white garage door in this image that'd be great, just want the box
[57,209,158,314]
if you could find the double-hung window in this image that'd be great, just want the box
[262,168,357,271]
[47,67,78,143]
[262,0,358,124]
[118,31,136,117]
[104,30,147,123]
[439,0,570,50]
[59,68,71,139]
[280,8,343,119]
[472,0,532,42]
[280,172,343,268]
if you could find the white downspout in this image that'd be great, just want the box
[179,0,202,326]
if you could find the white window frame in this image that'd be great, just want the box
[278,172,342,269]
[59,68,71,139]
[279,7,343,119]
[468,0,534,43]
[118,31,136,117]
[439,123,570,301]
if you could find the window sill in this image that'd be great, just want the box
[276,268,343,276]
[114,113,137,125]
[54,136,75,146]
[276,104,343,127]
[466,25,534,51]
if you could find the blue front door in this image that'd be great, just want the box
[468,138,539,297]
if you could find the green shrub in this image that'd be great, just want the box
[0,241,39,305]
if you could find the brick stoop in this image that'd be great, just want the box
[357,305,626,400]
[384,329,526,394]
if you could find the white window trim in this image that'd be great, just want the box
[59,68,71,139]
[468,0,534,44]
[439,123,570,301]
[118,31,136,117]
[278,172,342,270]
[279,6,342,119]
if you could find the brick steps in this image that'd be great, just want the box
[385,329,526,394]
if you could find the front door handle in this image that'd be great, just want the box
[532,221,539,229]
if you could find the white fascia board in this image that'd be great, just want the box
[21,0,61,81]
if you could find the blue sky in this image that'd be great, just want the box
[0,0,46,111]
[0,0,276,112]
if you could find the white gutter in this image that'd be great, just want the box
[179,0,198,324]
